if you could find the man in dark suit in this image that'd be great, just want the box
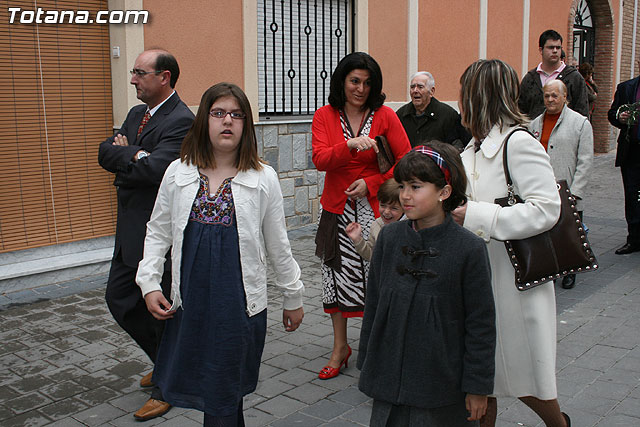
[608,61,640,254]
[98,49,194,420]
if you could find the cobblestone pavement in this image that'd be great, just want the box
[1,151,639,426]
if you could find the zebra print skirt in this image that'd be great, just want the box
[321,198,376,317]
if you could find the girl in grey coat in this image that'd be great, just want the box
[358,144,496,427]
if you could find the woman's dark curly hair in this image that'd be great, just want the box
[328,52,386,110]
[394,141,468,212]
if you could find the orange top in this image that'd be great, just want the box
[540,112,561,151]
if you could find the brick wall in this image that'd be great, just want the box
[567,0,616,152]
[255,121,323,228]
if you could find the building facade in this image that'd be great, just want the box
[1,0,639,292]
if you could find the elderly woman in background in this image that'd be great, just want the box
[529,79,593,289]
[453,59,570,427]
[312,52,411,380]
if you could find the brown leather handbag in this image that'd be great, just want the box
[374,135,395,174]
[494,128,598,291]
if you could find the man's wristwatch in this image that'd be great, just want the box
[136,151,149,160]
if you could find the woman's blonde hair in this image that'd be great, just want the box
[459,59,528,141]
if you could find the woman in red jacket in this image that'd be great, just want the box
[312,52,411,380]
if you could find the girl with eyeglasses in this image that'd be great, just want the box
[136,82,305,426]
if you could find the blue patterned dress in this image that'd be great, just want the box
[153,175,267,416]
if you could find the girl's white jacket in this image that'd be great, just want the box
[136,159,304,316]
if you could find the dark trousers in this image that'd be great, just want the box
[105,253,171,400]
[621,163,640,245]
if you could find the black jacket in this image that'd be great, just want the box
[396,98,470,150]
[519,65,589,120]
[98,92,195,267]
[608,75,640,167]
[357,216,496,409]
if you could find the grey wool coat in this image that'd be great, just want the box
[529,104,593,211]
[357,215,496,409]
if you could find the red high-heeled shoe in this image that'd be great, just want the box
[318,345,352,380]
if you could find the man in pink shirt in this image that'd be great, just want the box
[519,29,589,119]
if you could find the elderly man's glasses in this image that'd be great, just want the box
[209,109,246,120]
[130,69,163,77]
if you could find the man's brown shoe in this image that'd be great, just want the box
[140,371,154,388]
[133,398,171,421]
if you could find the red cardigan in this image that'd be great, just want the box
[312,105,411,216]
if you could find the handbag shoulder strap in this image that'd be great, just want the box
[501,127,534,186]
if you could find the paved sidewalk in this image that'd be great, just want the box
[0,151,638,426]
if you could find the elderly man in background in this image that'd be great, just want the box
[396,71,469,150]
[529,79,593,289]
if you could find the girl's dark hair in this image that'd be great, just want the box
[180,82,262,171]
[393,141,467,212]
[376,178,401,205]
[328,52,386,110]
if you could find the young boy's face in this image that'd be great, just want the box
[378,201,403,224]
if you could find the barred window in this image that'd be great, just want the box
[258,0,353,118]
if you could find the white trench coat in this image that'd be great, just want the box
[460,124,561,399]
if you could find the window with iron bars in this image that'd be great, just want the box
[258,0,354,118]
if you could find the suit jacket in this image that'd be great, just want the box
[608,76,640,167]
[529,105,593,210]
[519,65,589,120]
[98,92,195,267]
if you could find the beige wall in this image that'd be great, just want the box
[487,0,523,72]
[417,0,480,101]
[368,0,408,102]
[143,0,245,108]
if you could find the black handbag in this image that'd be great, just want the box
[494,128,598,291]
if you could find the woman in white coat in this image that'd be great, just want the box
[453,60,569,427]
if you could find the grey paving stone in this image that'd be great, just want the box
[300,398,353,421]
[4,391,52,414]
[40,380,88,400]
[74,385,121,406]
[262,353,308,371]
[46,349,91,368]
[283,382,334,405]
[270,411,324,426]
[154,414,202,426]
[0,386,20,404]
[596,413,640,426]
[1,410,51,426]
[332,402,372,425]
[9,359,55,377]
[37,397,89,421]
[7,374,53,394]
[610,397,640,418]
[582,379,635,401]
[71,402,130,426]
[327,386,370,406]
[244,407,276,427]
[566,394,619,416]
[255,395,307,418]
[43,365,90,383]
[45,417,87,426]
[254,378,295,399]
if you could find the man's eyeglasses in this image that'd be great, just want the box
[130,69,163,77]
[209,109,246,120]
